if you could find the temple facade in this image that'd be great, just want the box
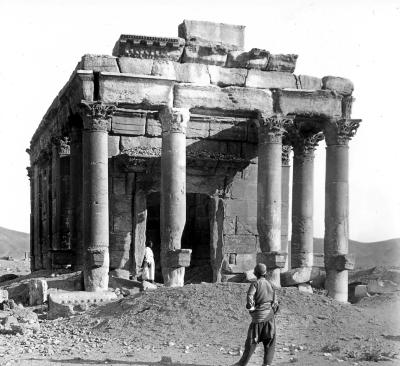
[27,20,360,301]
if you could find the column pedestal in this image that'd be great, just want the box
[159,107,191,287]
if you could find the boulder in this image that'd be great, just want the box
[245,70,297,89]
[322,76,354,96]
[281,267,325,286]
[298,283,313,294]
[226,49,270,70]
[178,20,245,50]
[80,54,119,72]
[28,279,48,306]
[266,54,298,73]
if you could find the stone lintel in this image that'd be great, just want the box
[166,249,192,268]
[326,254,355,271]
[257,252,287,269]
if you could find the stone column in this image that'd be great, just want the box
[69,125,84,270]
[257,114,290,287]
[159,106,191,287]
[324,118,361,302]
[281,144,291,272]
[289,127,324,269]
[81,102,115,291]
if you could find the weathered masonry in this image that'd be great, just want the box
[27,20,361,301]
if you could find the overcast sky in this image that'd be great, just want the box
[0,0,399,242]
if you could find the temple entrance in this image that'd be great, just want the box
[145,192,212,283]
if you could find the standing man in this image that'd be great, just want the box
[232,263,278,366]
[142,240,155,283]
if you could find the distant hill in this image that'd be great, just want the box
[0,226,30,259]
[313,238,400,269]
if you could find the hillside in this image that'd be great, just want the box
[313,238,400,269]
[0,226,30,259]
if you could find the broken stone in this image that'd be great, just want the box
[246,70,297,89]
[367,279,400,294]
[297,75,322,90]
[178,20,245,50]
[0,289,8,303]
[281,267,325,286]
[80,54,119,72]
[0,307,40,335]
[28,279,48,306]
[274,89,342,118]
[141,281,157,291]
[47,291,117,320]
[354,284,369,298]
[244,270,257,282]
[173,84,273,114]
[322,76,354,96]
[226,49,270,69]
[181,40,231,66]
[266,54,298,73]
[298,283,313,294]
[208,65,247,87]
[117,57,153,75]
[113,34,185,61]
[99,72,174,106]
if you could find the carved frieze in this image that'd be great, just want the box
[257,113,293,143]
[324,118,361,145]
[159,107,190,135]
[80,102,116,131]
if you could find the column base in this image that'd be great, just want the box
[163,267,186,287]
[325,269,348,302]
[84,248,110,291]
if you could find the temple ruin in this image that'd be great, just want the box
[27,20,361,301]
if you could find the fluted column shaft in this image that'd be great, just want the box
[81,102,115,291]
[159,107,190,287]
[324,118,360,302]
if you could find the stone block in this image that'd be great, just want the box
[113,34,185,61]
[222,253,256,274]
[230,177,257,198]
[99,72,174,106]
[50,250,74,266]
[146,117,162,136]
[322,76,354,96]
[111,197,131,214]
[298,283,313,294]
[221,273,246,283]
[326,254,355,271]
[46,272,83,291]
[0,289,8,303]
[225,199,257,218]
[223,235,257,254]
[297,75,322,90]
[257,252,287,269]
[120,136,162,151]
[47,291,117,320]
[226,49,269,69]
[113,215,132,232]
[151,60,176,79]
[178,20,245,49]
[245,70,297,89]
[281,266,325,286]
[166,249,192,268]
[109,274,141,288]
[77,70,95,101]
[182,40,230,66]
[223,216,236,235]
[110,232,131,252]
[209,120,247,141]
[266,54,298,73]
[118,57,153,75]
[141,281,157,291]
[175,63,210,85]
[274,89,342,118]
[313,253,325,268]
[174,84,273,114]
[244,270,257,282]
[28,279,48,306]
[108,135,120,157]
[80,54,119,72]
[186,138,228,154]
[112,177,126,195]
[111,111,146,136]
[354,284,369,298]
[187,120,210,138]
[367,279,400,294]
[208,65,247,87]
[109,269,130,279]
[236,216,258,235]
[110,249,130,270]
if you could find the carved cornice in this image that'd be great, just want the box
[80,102,116,131]
[257,113,293,143]
[281,145,292,166]
[324,119,361,146]
[159,107,190,135]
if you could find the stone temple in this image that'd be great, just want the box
[27,20,361,302]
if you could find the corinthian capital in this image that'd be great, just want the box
[159,106,190,134]
[51,136,70,156]
[257,113,293,143]
[80,101,116,131]
[324,118,361,145]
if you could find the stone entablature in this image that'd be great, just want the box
[27,20,360,302]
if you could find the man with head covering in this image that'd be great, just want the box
[142,240,155,283]
[232,263,278,366]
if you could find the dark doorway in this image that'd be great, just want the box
[145,192,212,283]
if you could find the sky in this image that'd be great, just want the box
[0,0,399,242]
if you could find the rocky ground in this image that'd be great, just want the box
[0,260,399,366]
